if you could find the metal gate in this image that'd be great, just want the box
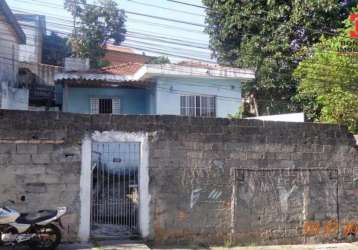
[91,142,140,238]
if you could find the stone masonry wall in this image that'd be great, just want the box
[0,110,357,246]
[148,122,358,245]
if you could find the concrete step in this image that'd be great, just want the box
[93,240,150,250]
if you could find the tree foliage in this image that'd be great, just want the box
[64,0,126,68]
[202,0,357,115]
[294,18,358,133]
[148,56,171,64]
[42,32,71,66]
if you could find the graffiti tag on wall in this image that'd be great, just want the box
[304,220,358,237]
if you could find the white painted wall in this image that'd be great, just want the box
[79,132,150,242]
[78,136,92,242]
[155,77,241,118]
[1,82,28,110]
[0,17,19,87]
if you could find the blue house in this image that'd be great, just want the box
[55,61,255,118]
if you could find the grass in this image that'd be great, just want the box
[91,239,102,250]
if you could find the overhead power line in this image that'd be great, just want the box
[1,24,356,72]
[128,31,208,47]
[126,0,204,17]
[6,1,357,67]
[13,7,206,37]
[125,37,208,51]
[129,18,206,34]
[15,13,210,50]
[13,0,207,35]
[15,0,206,28]
[166,0,207,9]
[14,0,341,39]
[125,11,205,27]
[12,9,211,49]
[0,32,215,62]
[1,20,356,72]
[12,1,208,34]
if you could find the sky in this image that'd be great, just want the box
[6,0,213,62]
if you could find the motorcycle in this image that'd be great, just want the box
[0,200,66,250]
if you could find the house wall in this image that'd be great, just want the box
[146,86,156,114]
[155,77,242,118]
[0,16,19,87]
[0,110,357,246]
[64,87,149,114]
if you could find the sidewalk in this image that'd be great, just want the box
[92,240,358,250]
[211,242,358,250]
[96,241,358,250]
[59,240,150,250]
[6,241,358,250]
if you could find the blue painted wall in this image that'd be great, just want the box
[64,87,149,114]
[155,77,241,118]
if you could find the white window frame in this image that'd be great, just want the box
[90,97,120,115]
[180,95,216,117]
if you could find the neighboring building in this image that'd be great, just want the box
[15,14,45,64]
[0,0,28,110]
[55,60,255,118]
[104,44,154,65]
[14,14,61,109]
[0,0,26,86]
[15,14,61,87]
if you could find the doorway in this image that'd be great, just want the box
[91,142,140,239]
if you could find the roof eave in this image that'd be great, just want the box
[54,73,132,82]
[143,64,255,81]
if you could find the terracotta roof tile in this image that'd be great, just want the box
[97,63,144,75]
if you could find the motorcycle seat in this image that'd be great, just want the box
[15,210,58,224]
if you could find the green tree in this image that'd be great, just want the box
[202,0,357,115]
[42,32,71,66]
[64,0,126,68]
[148,56,170,64]
[294,18,358,133]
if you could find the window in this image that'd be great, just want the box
[99,99,113,113]
[180,95,216,117]
[90,97,120,114]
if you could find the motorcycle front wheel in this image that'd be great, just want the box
[28,224,62,250]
